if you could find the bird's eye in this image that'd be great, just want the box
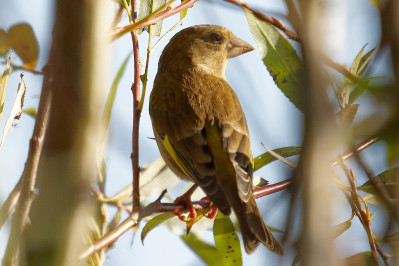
[209,33,223,44]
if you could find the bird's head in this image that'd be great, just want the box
[158,25,254,79]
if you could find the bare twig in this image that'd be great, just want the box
[353,148,397,223]
[339,162,379,262]
[2,72,52,265]
[81,179,289,259]
[331,137,379,167]
[112,0,198,39]
[253,179,291,198]
[10,64,43,75]
[0,178,22,229]
[224,0,300,42]
[80,212,139,260]
[130,0,142,215]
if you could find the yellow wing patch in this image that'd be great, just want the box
[162,134,191,178]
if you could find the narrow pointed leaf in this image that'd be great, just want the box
[358,167,399,198]
[213,212,242,265]
[102,52,131,142]
[336,104,359,127]
[180,0,189,19]
[254,146,301,171]
[341,252,375,266]
[348,75,385,105]
[357,48,375,76]
[181,234,222,266]
[245,8,305,111]
[333,216,353,238]
[141,213,176,243]
[341,46,365,104]
[137,0,167,36]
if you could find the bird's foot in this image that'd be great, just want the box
[200,197,218,219]
[173,184,199,222]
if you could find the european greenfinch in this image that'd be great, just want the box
[149,24,283,255]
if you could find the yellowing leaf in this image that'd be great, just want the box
[0,29,10,56]
[369,0,378,8]
[7,24,39,69]
[23,107,36,118]
[180,0,189,19]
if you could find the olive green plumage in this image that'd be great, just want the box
[149,24,283,255]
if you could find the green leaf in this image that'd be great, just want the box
[341,46,365,104]
[341,251,377,266]
[341,47,375,106]
[363,193,381,206]
[0,53,12,124]
[357,167,399,198]
[137,0,167,37]
[0,29,9,56]
[336,104,359,128]
[213,212,242,266]
[141,213,176,243]
[102,53,131,142]
[7,23,39,69]
[348,75,386,105]
[333,216,353,238]
[253,146,301,171]
[245,8,305,112]
[181,234,222,266]
[357,48,375,76]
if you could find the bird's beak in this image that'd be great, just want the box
[227,36,254,58]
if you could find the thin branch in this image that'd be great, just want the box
[331,137,379,167]
[2,73,52,265]
[224,0,300,42]
[339,162,379,262]
[112,0,198,39]
[131,0,141,214]
[10,64,43,75]
[253,179,291,198]
[0,178,22,229]
[353,148,398,223]
[80,212,139,260]
[81,178,288,259]
[321,54,373,90]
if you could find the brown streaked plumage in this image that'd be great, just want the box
[149,24,283,255]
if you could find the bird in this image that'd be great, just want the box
[149,24,283,255]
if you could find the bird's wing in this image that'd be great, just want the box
[150,73,231,214]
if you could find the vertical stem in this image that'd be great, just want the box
[131,0,141,213]
[18,1,109,264]
[2,82,52,265]
[297,1,341,265]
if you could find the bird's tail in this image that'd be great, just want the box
[233,196,283,255]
